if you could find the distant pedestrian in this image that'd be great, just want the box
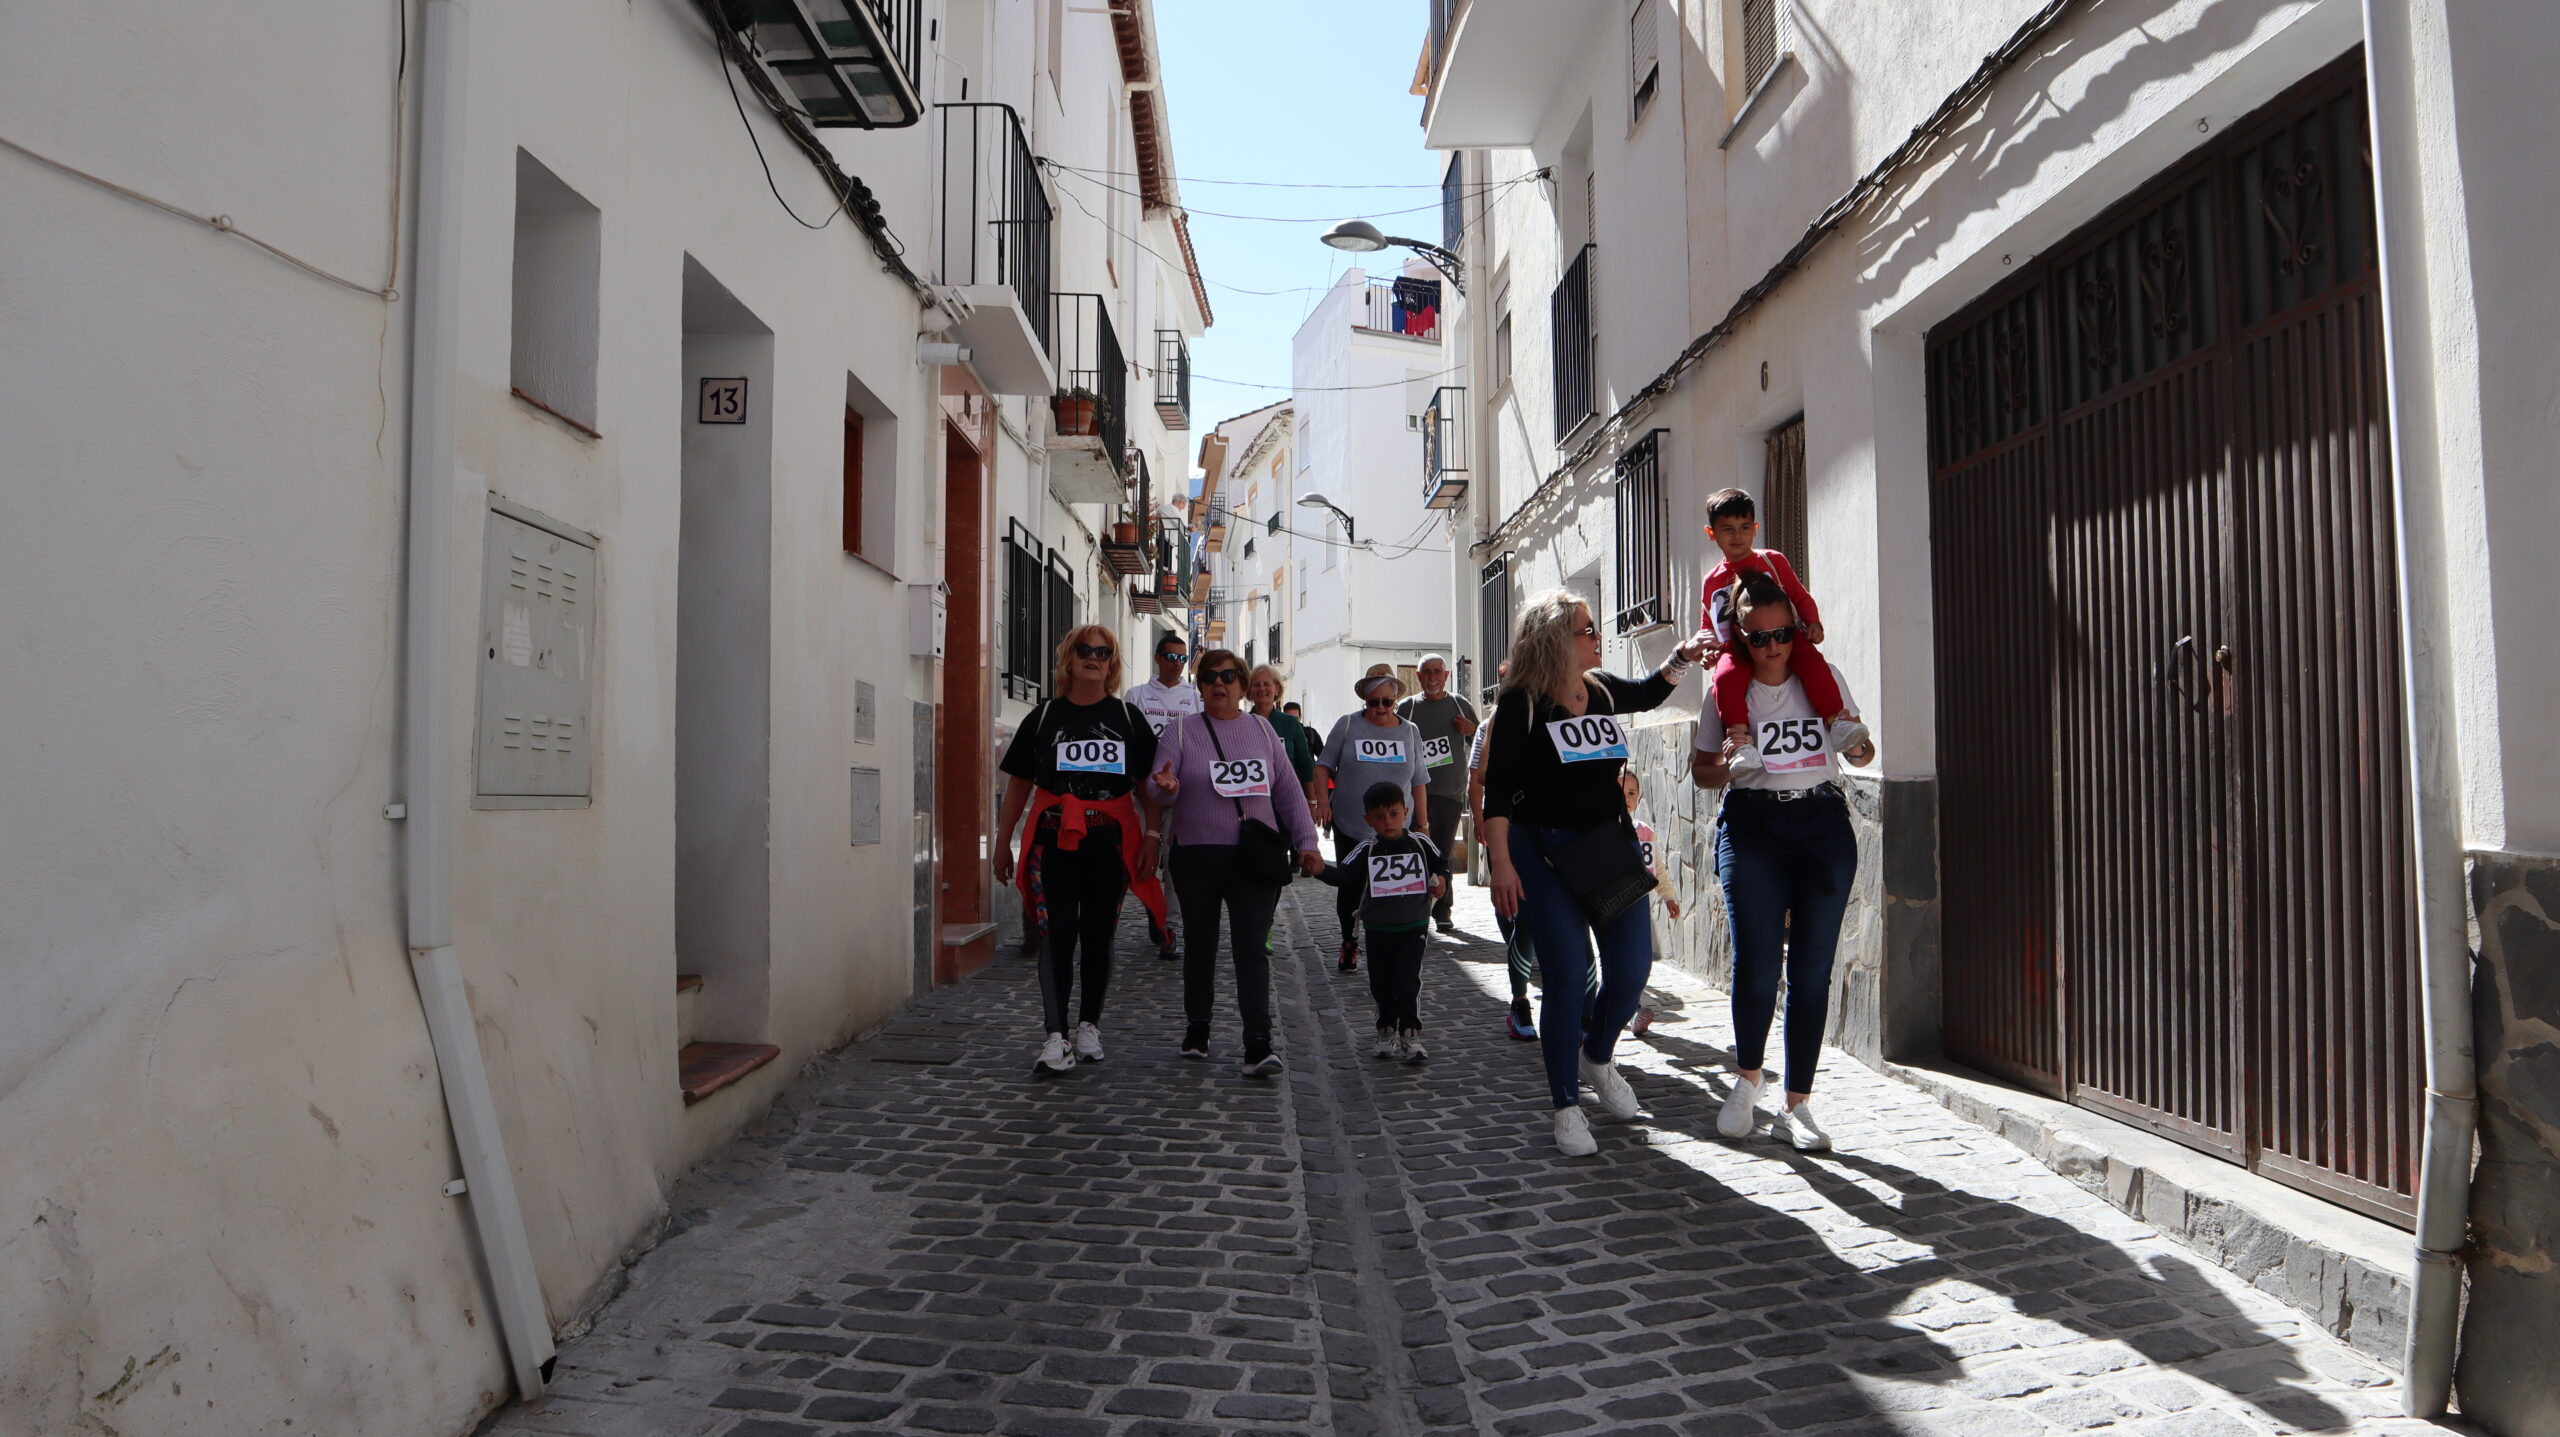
[1315,672,1431,973]
[1248,665,1320,810]
[1483,590,1712,1156]
[1689,571,1876,1151]
[1397,653,1479,934]
[1148,648,1325,1075]
[1126,632,1201,960]
[1321,782,1450,1063]
[994,626,1167,1076]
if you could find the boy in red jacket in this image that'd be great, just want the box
[1698,488,1869,776]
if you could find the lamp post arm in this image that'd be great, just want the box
[1380,236,1465,296]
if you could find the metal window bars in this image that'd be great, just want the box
[733,0,924,129]
[1422,386,1469,509]
[934,103,1053,351]
[1477,555,1512,704]
[1002,521,1047,702]
[1050,293,1128,482]
[1154,331,1191,429]
[1612,429,1668,633]
[1551,244,1596,441]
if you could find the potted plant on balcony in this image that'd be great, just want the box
[1109,519,1141,545]
[1054,387,1101,436]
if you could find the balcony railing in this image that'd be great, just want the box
[1551,244,1595,441]
[1048,293,1129,496]
[935,103,1053,352]
[1154,331,1191,429]
[1355,278,1442,341]
[1422,386,1468,510]
[736,0,924,129]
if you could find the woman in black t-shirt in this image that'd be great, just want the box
[1481,591,1711,1156]
[995,625,1166,1077]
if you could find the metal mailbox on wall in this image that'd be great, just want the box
[475,501,599,808]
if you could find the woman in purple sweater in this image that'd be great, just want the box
[1146,647,1326,1076]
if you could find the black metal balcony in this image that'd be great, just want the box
[1423,386,1468,509]
[1154,331,1192,429]
[734,0,924,129]
[935,103,1054,361]
[1355,278,1442,341]
[1552,244,1595,441]
[1048,293,1129,500]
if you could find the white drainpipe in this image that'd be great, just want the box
[403,0,555,1400]
[2360,0,2474,1417]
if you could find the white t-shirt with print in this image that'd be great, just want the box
[1124,677,1202,737]
[1693,662,1859,792]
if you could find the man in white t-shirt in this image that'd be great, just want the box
[1125,631,1199,958]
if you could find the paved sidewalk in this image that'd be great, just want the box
[487,880,2467,1437]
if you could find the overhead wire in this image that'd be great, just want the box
[1044,159,1541,224]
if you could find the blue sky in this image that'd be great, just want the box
[1152,0,1447,459]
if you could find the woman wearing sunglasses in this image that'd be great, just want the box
[994,626,1167,1076]
[1146,649,1325,1074]
[1688,571,1875,1151]
[1314,672,1433,973]
[1482,591,1715,1156]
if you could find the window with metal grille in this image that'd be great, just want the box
[1478,556,1514,703]
[1630,0,1661,125]
[1551,245,1596,441]
[1612,430,1668,632]
[1742,0,1781,94]
[1441,154,1465,252]
[1269,621,1283,664]
[1043,552,1076,692]
[1002,523,1045,702]
[1762,416,1807,588]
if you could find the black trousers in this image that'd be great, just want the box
[1425,794,1463,922]
[1036,839,1125,1035]
[1367,924,1427,1031]
[1170,844,1281,1059]
[1332,832,1365,947]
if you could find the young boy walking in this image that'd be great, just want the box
[1698,489,1869,776]
[1323,782,1449,1063]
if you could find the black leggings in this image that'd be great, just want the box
[1332,832,1365,946]
[1368,925,1426,1031]
[1037,839,1126,1035]
[1170,845,1281,1059]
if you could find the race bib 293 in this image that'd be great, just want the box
[1209,756,1271,798]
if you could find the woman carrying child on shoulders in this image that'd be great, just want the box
[1482,590,1714,1157]
[1698,489,1868,776]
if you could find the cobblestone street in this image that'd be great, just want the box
[490,881,2467,1437]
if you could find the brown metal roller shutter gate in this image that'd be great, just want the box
[1924,57,2420,1224]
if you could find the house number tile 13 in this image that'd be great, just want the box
[697,377,748,424]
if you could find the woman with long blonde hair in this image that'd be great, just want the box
[993,624,1167,1076]
[1481,589,1712,1155]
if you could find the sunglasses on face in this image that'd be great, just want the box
[1364,696,1397,710]
[1198,667,1247,685]
[1158,651,1188,663]
[1573,624,1599,638]
[1073,643,1115,660]
[1743,625,1799,648]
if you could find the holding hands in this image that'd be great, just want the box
[1299,850,1327,878]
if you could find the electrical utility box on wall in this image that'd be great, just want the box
[475,501,599,808]
[907,582,947,658]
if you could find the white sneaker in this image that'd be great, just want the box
[1402,1034,1429,1064]
[1829,718,1872,760]
[1727,743,1766,777]
[1718,1073,1765,1137]
[1241,1052,1284,1078]
[1776,1099,1831,1152]
[1072,1022,1106,1063]
[1373,1028,1403,1059]
[1553,1106,1598,1157]
[1578,1054,1640,1119]
[1034,1033,1077,1076]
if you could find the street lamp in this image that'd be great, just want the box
[1297,493,1358,547]
[1320,220,1464,296]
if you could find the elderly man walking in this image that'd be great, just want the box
[1397,654,1479,934]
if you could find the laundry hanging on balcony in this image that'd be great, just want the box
[1390,277,1441,339]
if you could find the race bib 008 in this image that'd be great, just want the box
[1755,716,1829,773]
[1421,735,1455,768]
[1056,737,1126,774]
[1209,756,1271,798]
[1353,736,1408,765]
[1546,714,1629,764]
[1369,850,1428,897]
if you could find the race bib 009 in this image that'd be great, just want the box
[1369,850,1428,897]
[1209,756,1271,798]
[1056,737,1126,775]
[1353,736,1408,765]
[1755,716,1829,773]
[1421,734,1455,768]
[1546,714,1629,764]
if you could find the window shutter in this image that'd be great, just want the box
[1630,0,1661,123]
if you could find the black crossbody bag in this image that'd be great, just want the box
[1519,685,1656,924]
[1203,715,1297,887]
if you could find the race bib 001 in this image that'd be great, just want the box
[1352,736,1408,765]
[1546,714,1629,764]
[1421,734,1455,768]
[1755,716,1829,773]
[1056,737,1126,775]
[1369,850,1428,897]
[1209,756,1271,798]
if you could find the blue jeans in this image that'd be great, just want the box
[1714,786,1858,1095]
[1508,826,1654,1110]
